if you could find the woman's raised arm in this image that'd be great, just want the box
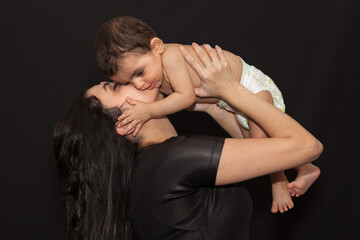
[180,43,323,185]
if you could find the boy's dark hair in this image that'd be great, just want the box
[95,16,157,77]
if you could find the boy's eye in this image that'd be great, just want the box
[137,70,144,77]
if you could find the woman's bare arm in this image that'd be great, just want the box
[180,43,323,186]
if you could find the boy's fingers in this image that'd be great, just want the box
[119,116,134,126]
[118,111,131,121]
[116,120,122,128]
[124,121,137,133]
[126,127,135,135]
[126,97,136,105]
[116,123,133,135]
[119,101,132,111]
[132,124,142,137]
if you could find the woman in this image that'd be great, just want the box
[53,44,323,239]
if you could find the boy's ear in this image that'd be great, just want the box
[150,37,164,54]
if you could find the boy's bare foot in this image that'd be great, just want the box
[287,164,320,197]
[271,180,294,213]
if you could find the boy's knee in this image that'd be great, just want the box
[256,90,273,104]
[249,130,267,138]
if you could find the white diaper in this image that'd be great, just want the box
[217,57,285,130]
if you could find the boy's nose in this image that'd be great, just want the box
[132,79,145,90]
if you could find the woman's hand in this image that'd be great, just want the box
[179,43,239,99]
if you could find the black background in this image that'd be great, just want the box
[1,0,359,239]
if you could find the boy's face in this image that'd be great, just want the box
[109,50,164,91]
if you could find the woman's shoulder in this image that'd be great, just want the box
[134,135,226,188]
[136,135,225,169]
[140,134,224,152]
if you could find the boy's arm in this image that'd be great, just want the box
[148,46,196,117]
[191,103,244,138]
[118,46,196,136]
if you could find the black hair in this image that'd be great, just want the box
[53,90,138,239]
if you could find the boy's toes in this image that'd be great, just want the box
[278,204,284,213]
[289,189,296,196]
[282,203,288,212]
[292,188,301,197]
[271,203,279,213]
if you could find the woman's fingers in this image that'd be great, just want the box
[191,43,213,69]
[215,45,228,68]
[181,43,238,98]
[203,44,222,71]
[179,45,205,77]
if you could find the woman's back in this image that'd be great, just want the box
[131,135,252,239]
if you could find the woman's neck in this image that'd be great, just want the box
[136,116,178,148]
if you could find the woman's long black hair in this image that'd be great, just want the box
[53,90,138,239]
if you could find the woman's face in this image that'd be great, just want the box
[87,81,159,108]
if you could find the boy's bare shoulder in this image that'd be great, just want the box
[162,43,186,68]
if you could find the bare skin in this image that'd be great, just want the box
[242,90,294,213]
[112,40,320,213]
[270,172,294,213]
[192,89,319,213]
[90,44,322,226]
[179,43,322,186]
[239,89,320,213]
[287,164,321,197]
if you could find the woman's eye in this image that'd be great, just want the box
[113,83,118,90]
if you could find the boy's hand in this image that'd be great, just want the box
[117,97,152,136]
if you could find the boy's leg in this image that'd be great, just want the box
[251,91,320,205]
[248,90,294,213]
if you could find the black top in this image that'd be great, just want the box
[131,135,253,240]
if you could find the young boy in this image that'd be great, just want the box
[95,15,320,213]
